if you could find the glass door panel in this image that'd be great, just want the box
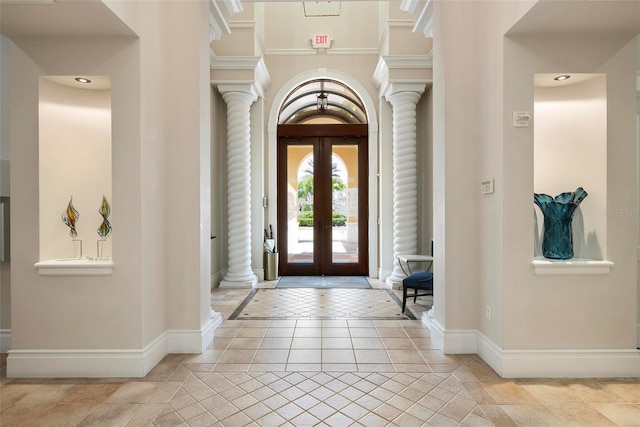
[331,145,358,264]
[277,125,368,276]
[286,144,314,265]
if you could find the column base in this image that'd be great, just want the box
[220,277,257,288]
[385,276,402,289]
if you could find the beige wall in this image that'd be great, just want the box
[0,35,11,341]
[211,87,226,284]
[5,0,214,368]
[431,0,535,338]
[503,35,637,350]
[106,0,214,334]
[7,36,143,350]
[264,2,379,52]
[432,0,638,360]
[636,35,640,347]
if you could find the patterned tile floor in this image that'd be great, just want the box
[229,288,417,320]
[0,278,638,426]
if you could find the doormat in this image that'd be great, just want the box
[276,276,371,289]
[228,288,416,320]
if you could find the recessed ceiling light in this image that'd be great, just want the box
[75,77,91,84]
[553,75,571,81]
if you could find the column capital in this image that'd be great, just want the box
[372,55,432,101]
[218,84,259,105]
[211,56,271,99]
[383,83,426,104]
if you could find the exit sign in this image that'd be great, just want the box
[311,34,331,49]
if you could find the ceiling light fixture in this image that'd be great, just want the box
[553,75,571,81]
[75,77,91,84]
[317,90,328,112]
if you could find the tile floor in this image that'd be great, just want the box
[1,278,638,426]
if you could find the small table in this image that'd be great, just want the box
[398,254,433,276]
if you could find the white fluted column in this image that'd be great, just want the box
[219,87,258,287]
[385,88,424,286]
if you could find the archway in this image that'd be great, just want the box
[267,69,379,277]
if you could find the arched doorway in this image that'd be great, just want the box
[277,79,368,276]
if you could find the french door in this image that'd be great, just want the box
[277,124,368,276]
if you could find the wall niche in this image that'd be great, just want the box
[533,73,613,274]
[37,76,113,274]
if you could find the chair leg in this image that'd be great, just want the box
[413,288,419,303]
[402,286,408,313]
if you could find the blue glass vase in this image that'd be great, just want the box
[534,187,588,260]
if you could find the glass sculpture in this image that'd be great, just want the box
[97,195,111,239]
[62,196,82,258]
[97,196,111,259]
[534,187,588,260]
[62,196,79,238]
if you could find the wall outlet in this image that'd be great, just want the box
[486,305,492,320]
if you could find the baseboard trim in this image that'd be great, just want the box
[378,268,392,283]
[8,347,154,378]
[211,270,225,289]
[0,329,11,353]
[424,316,476,354]
[499,348,640,378]
[167,312,221,353]
[7,315,221,378]
[424,321,640,378]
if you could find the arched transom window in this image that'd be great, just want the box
[278,79,367,125]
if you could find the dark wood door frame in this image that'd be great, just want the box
[277,124,368,276]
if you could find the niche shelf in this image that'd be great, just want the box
[35,258,114,276]
[532,257,614,276]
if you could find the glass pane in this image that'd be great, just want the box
[287,145,314,264]
[332,145,358,264]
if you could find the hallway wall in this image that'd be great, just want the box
[431,0,639,377]
[0,35,10,352]
[6,36,145,354]
[3,0,218,376]
[503,34,637,351]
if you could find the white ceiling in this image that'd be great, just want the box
[0,0,135,38]
[508,1,640,37]
[533,73,603,88]
[42,75,111,90]
[2,0,638,52]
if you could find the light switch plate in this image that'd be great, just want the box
[513,111,531,127]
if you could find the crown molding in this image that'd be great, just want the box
[263,47,379,56]
[388,19,416,28]
[210,0,231,41]
[413,0,433,38]
[327,48,379,55]
[229,20,256,30]
[221,0,243,16]
[400,0,423,15]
